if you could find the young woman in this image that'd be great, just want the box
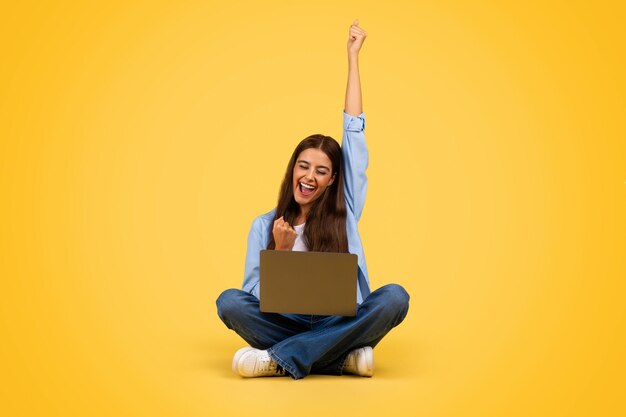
[216,20,409,379]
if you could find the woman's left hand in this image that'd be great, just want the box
[347,19,367,56]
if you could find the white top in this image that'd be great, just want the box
[292,223,308,251]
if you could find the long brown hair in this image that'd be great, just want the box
[267,134,349,253]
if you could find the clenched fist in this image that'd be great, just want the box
[273,216,297,251]
[347,19,367,56]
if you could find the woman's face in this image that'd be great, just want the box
[292,147,335,212]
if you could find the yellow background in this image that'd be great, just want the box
[1,1,625,416]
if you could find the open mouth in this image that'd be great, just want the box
[298,181,316,196]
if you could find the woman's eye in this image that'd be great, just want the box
[317,171,326,175]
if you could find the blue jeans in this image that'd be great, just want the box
[216,283,410,379]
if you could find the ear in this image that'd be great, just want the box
[328,173,336,186]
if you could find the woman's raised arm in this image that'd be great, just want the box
[342,20,369,221]
[345,19,367,116]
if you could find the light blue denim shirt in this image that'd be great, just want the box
[242,111,371,304]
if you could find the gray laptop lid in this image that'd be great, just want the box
[259,250,358,316]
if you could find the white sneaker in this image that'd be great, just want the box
[342,346,374,377]
[232,348,287,377]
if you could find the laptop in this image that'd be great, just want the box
[259,250,358,316]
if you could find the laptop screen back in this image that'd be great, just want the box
[259,250,358,316]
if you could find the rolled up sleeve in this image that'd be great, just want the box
[342,111,368,221]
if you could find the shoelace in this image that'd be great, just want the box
[258,356,286,376]
[343,352,356,371]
